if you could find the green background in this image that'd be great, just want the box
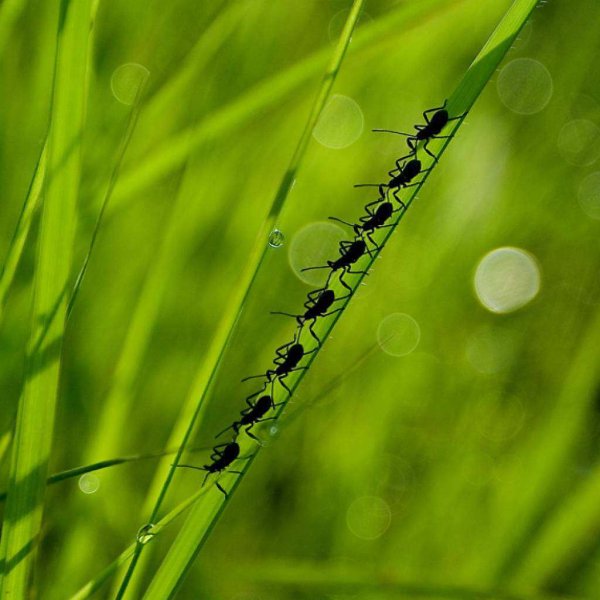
[1,0,600,597]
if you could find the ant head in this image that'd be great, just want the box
[431,109,449,129]
[377,202,394,218]
[288,343,304,361]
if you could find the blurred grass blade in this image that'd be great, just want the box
[142,1,539,598]
[69,488,206,600]
[0,446,209,503]
[0,0,26,55]
[0,0,93,596]
[115,2,365,597]
[0,430,12,468]
[0,144,47,326]
[112,0,462,206]
[481,309,600,585]
[66,72,148,319]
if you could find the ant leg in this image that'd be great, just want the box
[329,216,354,227]
[176,464,205,472]
[270,310,297,318]
[372,128,413,136]
[423,100,447,122]
[215,422,236,438]
[244,427,263,444]
[301,264,328,272]
[307,320,322,344]
[354,183,382,188]
[322,308,343,318]
[278,376,293,396]
[348,268,370,275]
[423,141,439,161]
[202,471,211,487]
[215,482,228,498]
[338,272,353,293]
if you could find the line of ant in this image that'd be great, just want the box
[175,100,466,498]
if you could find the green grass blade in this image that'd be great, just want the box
[0,144,47,326]
[142,1,539,597]
[68,489,206,600]
[66,72,148,319]
[0,0,93,595]
[111,0,462,206]
[0,446,210,503]
[0,0,26,55]
[114,2,365,597]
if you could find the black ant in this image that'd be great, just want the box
[301,239,374,292]
[354,157,430,204]
[329,200,396,247]
[216,394,279,443]
[242,337,315,396]
[374,100,466,160]
[176,441,242,497]
[271,288,348,343]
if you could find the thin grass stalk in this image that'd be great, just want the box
[0,0,93,595]
[114,2,366,597]
[66,73,148,319]
[142,1,540,597]
[0,145,47,326]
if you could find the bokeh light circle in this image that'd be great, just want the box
[496,58,553,114]
[474,247,541,314]
[578,172,600,219]
[288,222,346,286]
[377,313,420,356]
[111,63,149,105]
[313,94,364,149]
[78,473,100,494]
[346,496,391,540]
[557,119,600,166]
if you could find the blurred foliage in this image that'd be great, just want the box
[1,0,600,598]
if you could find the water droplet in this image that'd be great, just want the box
[269,425,279,437]
[288,221,346,286]
[474,247,541,314]
[111,63,150,106]
[313,94,364,149]
[557,119,600,166]
[346,496,391,540]
[268,228,285,248]
[136,523,156,544]
[78,473,100,494]
[497,58,553,114]
[377,313,420,357]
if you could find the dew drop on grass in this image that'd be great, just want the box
[578,172,600,219]
[78,473,100,494]
[496,58,553,114]
[268,228,285,248]
[288,221,346,286]
[136,523,157,544]
[557,119,600,166]
[346,496,391,540]
[111,63,150,106]
[312,94,364,149]
[474,247,541,314]
[377,313,420,357]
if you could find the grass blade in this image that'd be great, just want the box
[0,0,93,595]
[142,1,539,597]
[114,2,366,596]
[0,144,47,326]
[110,0,463,206]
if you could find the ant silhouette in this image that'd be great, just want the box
[176,441,242,498]
[374,100,466,160]
[242,337,316,396]
[329,200,397,247]
[301,239,374,292]
[271,288,348,343]
[354,157,430,204]
[216,394,280,443]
